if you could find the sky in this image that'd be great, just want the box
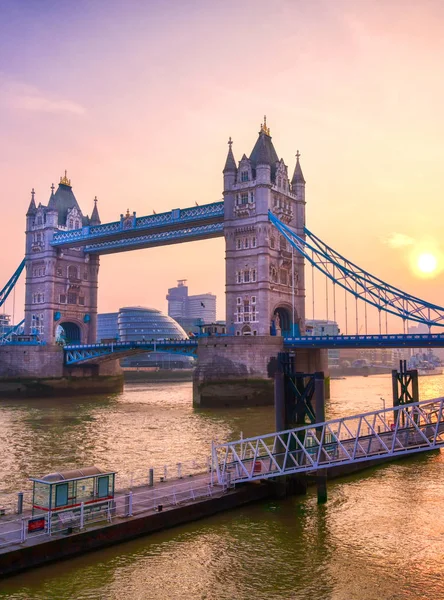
[1,0,443,330]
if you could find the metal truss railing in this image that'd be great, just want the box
[0,319,25,344]
[51,201,224,247]
[213,397,444,485]
[284,333,444,349]
[268,211,444,328]
[64,339,198,365]
[83,222,224,254]
[0,259,25,309]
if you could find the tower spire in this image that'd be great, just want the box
[90,195,101,225]
[60,170,72,187]
[223,137,237,173]
[26,188,37,216]
[291,150,305,185]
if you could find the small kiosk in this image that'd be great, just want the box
[30,466,116,514]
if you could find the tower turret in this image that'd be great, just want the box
[90,196,101,226]
[291,150,305,202]
[223,137,237,189]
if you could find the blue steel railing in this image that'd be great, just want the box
[284,333,444,348]
[83,222,224,254]
[51,201,224,247]
[64,339,198,365]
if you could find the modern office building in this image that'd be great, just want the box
[97,306,192,368]
[166,280,216,332]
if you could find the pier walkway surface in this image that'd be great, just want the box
[0,471,224,553]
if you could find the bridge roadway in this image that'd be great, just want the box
[213,397,444,485]
[64,333,444,365]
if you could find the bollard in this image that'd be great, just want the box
[149,468,154,487]
[17,492,24,515]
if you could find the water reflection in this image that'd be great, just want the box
[0,374,444,599]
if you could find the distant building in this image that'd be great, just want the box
[97,306,192,368]
[166,280,216,332]
[306,319,340,367]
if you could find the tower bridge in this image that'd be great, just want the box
[1,118,443,403]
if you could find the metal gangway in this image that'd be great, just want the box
[212,398,444,485]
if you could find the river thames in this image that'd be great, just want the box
[0,374,444,599]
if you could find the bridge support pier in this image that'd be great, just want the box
[193,336,328,408]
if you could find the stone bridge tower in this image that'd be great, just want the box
[24,172,101,344]
[223,118,306,337]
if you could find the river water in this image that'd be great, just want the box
[1,374,444,599]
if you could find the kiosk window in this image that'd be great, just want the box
[55,483,68,507]
[98,476,109,498]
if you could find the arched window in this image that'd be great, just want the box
[69,219,74,229]
[75,220,80,229]
[241,171,249,182]
[68,265,78,280]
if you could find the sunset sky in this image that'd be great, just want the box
[1,0,443,330]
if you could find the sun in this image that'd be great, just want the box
[417,253,438,274]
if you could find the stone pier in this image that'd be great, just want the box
[193,336,328,408]
[0,345,123,398]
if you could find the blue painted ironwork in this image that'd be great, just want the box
[51,201,224,249]
[0,259,25,309]
[0,319,25,344]
[83,222,224,255]
[269,211,444,329]
[64,339,198,365]
[284,333,444,349]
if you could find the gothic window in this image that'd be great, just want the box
[37,293,41,303]
[244,271,250,283]
[241,193,248,205]
[252,269,257,282]
[56,266,63,277]
[79,296,85,306]
[251,296,256,304]
[69,219,74,229]
[244,238,249,249]
[252,237,257,248]
[241,171,249,182]
[68,293,77,304]
[270,236,275,249]
[236,239,242,250]
[37,216,42,225]
[250,192,254,203]
[278,177,282,187]
[279,235,287,251]
[75,220,80,229]
[83,270,88,280]
[280,269,288,285]
[237,272,242,284]
[36,233,42,243]
[270,266,277,282]
[60,294,67,304]
[237,297,242,305]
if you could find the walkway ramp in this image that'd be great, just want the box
[213,398,444,485]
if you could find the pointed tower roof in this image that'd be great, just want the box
[249,116,279,175]
[223,137,237,173]
[48,171,82,225]
[291,150,306,185]
[90,196,101,226]
[26,188,37,216]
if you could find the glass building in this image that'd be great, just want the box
[97,307,192,368]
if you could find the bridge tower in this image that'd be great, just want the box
[24,173,100,344]
[223,118,306,336]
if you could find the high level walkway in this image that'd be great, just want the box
[213,398,444,485]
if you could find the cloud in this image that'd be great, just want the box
[384,232,415,248]
[0,78,86,116]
